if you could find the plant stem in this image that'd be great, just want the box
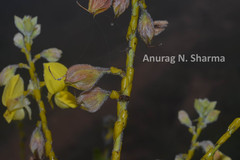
[186,118,204,160]
[23,43,57,160]
[201,118,240,160]
[111,0,140,160]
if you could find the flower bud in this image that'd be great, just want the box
[13,33,24,49]
[65,64,109,91]
[178,110,192,127]
[113,0,130,17]
[205,109,220,124]
[194,99,217,117]
[31,24,41,39]
[31,17,38,26]
[41,48,62,62]
[54,90,78,109]
[14,16,24,34]
[77,87,109,113]
[14,16,39,38]
[138,11,154,45]
[153,20,168,36]
[0,64,18,86]
[23,16,34,34]
[30,122,45,159]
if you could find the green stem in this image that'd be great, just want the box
[186,118,204,160]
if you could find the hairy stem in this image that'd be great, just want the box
[201,118,240,160]
[23,43,57,160]
[111,0,140,160]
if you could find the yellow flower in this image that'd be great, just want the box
[2,74,23,105]
[54,91,78,109]
[2,74,31,123]
[43,62,67,95]
[44,62,78,109]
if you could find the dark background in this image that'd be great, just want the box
[0,0,240,159]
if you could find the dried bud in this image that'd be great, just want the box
[205,109,220,124]
[153,20,168,36]
[41,48,62,62]
[77,87,109,113]
[0,64,18,86]
[30,122,45,159]
[77,0,112,16]
[178,110,192,127]
[54,90,78,109]
[65,64,109,91]
[138,11,154,45]
[113,0,130,17]
[13,33,24,49]
[43,62,67,95]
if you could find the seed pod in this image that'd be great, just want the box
[65,64,109,91]
[113,0,130,17]
[77,87,109,113]
[138,10,154,45]
[77,0,112,16]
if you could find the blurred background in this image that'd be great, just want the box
[1,0,240,159]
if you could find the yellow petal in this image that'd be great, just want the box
[13,108,25,121]
[3,110,16,123]
[2,74,24,106]
[54,91,78,109]
[43,62,67,95]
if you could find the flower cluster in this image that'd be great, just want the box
[44,63,111,112]
[0,15,63,123]
[175,99,231,160]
